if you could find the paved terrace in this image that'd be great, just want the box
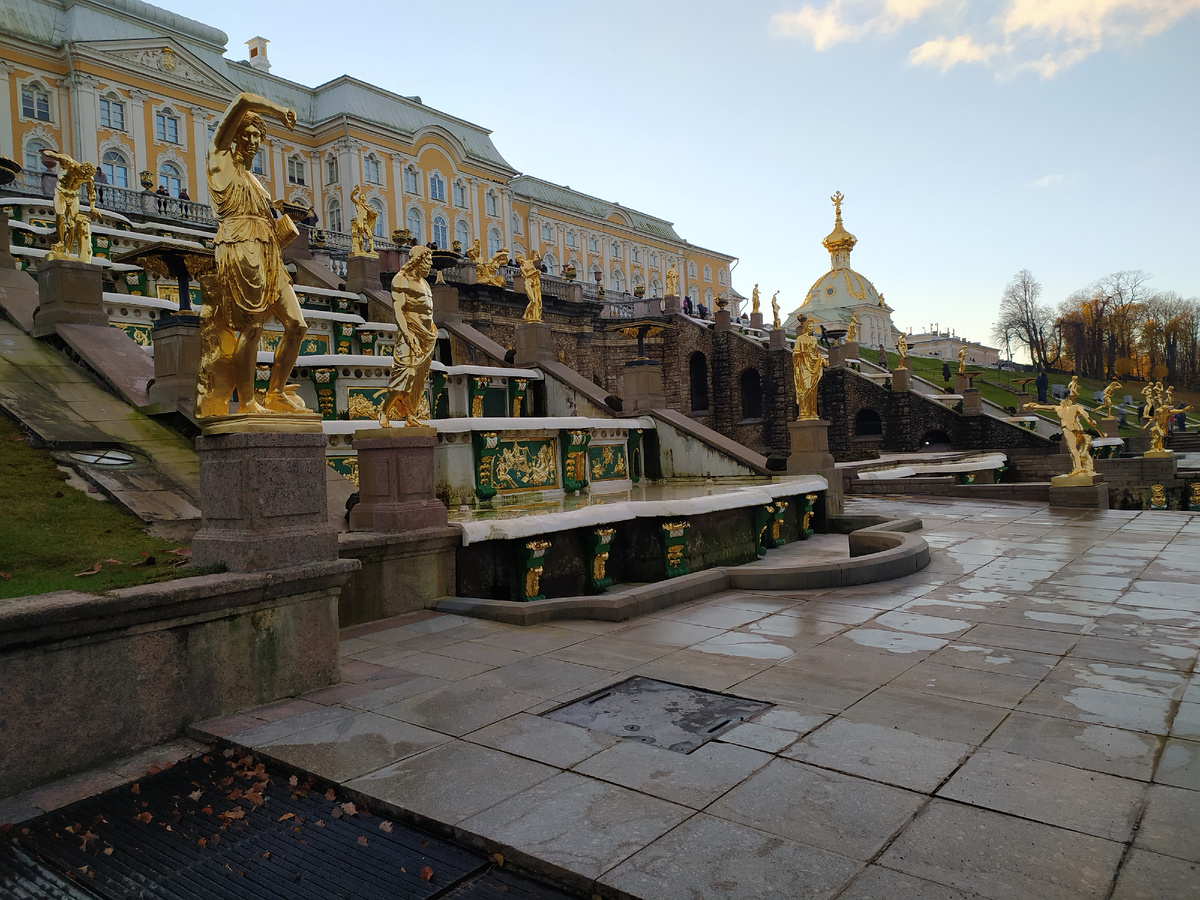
[6,497,1200,899]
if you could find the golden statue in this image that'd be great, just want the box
[957,345,968,375]
[467,238,507,288]
[1027,382,1098,479]
[379,246,436,428]
[518,250,544,322]
[1141,381,1191,454]
[195,92,311,418]
[793,318,827,420]
[896,333,908,361]
[349,185,377,258]
[1099,380,1122,419]
[43,150,101,263]
[751,284,760,315]
[847,312,860,342]
[665,262,678,296]
[771,291,780,330]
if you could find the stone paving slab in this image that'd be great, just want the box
[14,496,1200,898]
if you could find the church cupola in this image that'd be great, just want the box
[821,191,857,269]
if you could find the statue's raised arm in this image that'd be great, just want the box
[208,93,295,191]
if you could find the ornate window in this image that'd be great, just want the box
[705,288,714,304]
[687,260,697,278]
[611,269,625,292]
[704,265,712,282]
[327,198,342,232]
[21,83,51,122]
[406,207,423,243]
[541,222,553,242]
[631,248,640,264]
[511,212,522,234]
[363,155,381,185]
[485,190,498,216]
[433,215,448,248]
[326,155,339,184]
[23,140,50,173]
[455,220,470,247]
[251,148,266,176]
[718,268,727,285]
[650,277,662,297]
[101,149,129,188]
[158,162,183,197]
[99,97,125,131]
[487,227,502,256]
[452,179,467,207]
[649,251,658,268]
[155,109,180,143]
[429,173,445,202]
[287,155,306,185]
[369,199,386,237]
[403,166,419,195]
[688,285,699,305]
[588,236,598,253]
[611,241,621,258]
[542,252,558,273]
[566,230,576,248]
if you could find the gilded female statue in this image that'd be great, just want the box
[519,250,544,322]
[751,284,760,315]
[793,319,827,420]
[379,246,436,427]
[665,262,678,296]
[349,185,377,257]
[771,291,780,330]
[896,332,908,361]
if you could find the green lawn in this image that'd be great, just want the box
[0,413,196,600]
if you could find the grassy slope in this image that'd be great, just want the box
[0,413,193,600]
[883,354,1200,438]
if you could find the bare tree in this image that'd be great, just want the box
[993,270,1054,370]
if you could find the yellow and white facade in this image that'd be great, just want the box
[0,0,736,300]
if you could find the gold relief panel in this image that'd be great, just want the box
[112,322,153,347]
[346,387,387,420]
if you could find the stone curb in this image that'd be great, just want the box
[431,517,928,626]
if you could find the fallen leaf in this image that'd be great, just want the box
[226,788,243,801]
[340,802,357,817]
[219,808,244,821]
[278,813,294,822]
[103,558,124,565]
[261,851,270,860]
[420,866,433,882]
[357,836,368,846]
[378,821,392,833]
[315,820,325,827]
[491,853,504,866]
[330,807,343,819]
[147,765,161,775]
[75,562,102,577]
[197,838,207,848]
[200,806,213,815]
[325,788,336,801]
[222,749,236,759]
[64,824,79,834]
[79,865,89,875]
[130,784,140,795]
[188,790,203,801]
[135,812,152,824]
[288,775,298,788]
[170,547,192,557]
[244,790,263,807]
[103,847,113,856]
[0,572,10,580]
[80,831,98,849]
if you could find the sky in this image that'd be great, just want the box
[155,0,1200,355]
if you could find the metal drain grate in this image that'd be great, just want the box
[543,676,770,753]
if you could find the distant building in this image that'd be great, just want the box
[904,330,1000,368]
[784,195,898,350]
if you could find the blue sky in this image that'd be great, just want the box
[158,0,1199,353]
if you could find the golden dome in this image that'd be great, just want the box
[822,191,857,257]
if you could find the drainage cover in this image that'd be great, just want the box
[543,676,770,753]
[68,449,136,467]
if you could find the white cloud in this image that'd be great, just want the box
[774,0,1200,77]
[1030,173,1065,188]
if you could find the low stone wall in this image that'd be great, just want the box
[337,527,459,626]
[0,560,356,797]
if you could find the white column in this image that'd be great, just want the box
[336,140,355,226]
[70,73,100,163]
[271,143,285,201]
[469,177,480,244]
[501,188,513,252]
[309,150,322,223]
[602,236,610,290]
[390,151,405,235]
[190,107,212,203]
[127,89,148,182]
[0,63,12,161]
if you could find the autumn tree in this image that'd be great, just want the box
[992,270,1055,371]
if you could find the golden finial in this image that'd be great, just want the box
[831,191,844,220]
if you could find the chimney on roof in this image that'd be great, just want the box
[246,36,271,73]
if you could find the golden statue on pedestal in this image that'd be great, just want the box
[518,250,544,322]
[43,151,102,263]
[195,92,311,419]
[847,312,860,342]
[771,291,780,330]
[665,262,678,297]
[957,345,968,375]
[1141,381,1191,454]
[793,318,827,420]
[349,185,378,258]
[1099,379,1122,419]
[1027,378,1098,478]
[465,239,507,287]
[751,284,760,315]
[379,245,436,428]
[897,333,908,361]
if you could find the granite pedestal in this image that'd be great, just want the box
[768,329,786,351]
[954,373,970,393]
[891,367,911,392]
[1100,417,1119,437]
[514,321,554,366]
[1049,474,1108,509]
[346,253,382,295]
[192,430,338,572]
[1016,392,1032,413]
[750,312,764,329]
[349,427,448,532]
[32,258,107,338]
[662,294,681,314]
[432,282,461,324]
[715,309,732,331]
[962,388,982,415]
[787,418,842,513]
[147,314,201,410]
[841,340,858,362]
[622,361,665,412]
[828,345,846,367]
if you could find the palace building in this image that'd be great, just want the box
[0,0,736,302]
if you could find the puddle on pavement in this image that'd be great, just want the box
[1074,724,1156,759]
[948,645,1015,665]
[844,628,948,654]
[1023,611,1092,626]
[694,633,795,660]
[875,611,971,635]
